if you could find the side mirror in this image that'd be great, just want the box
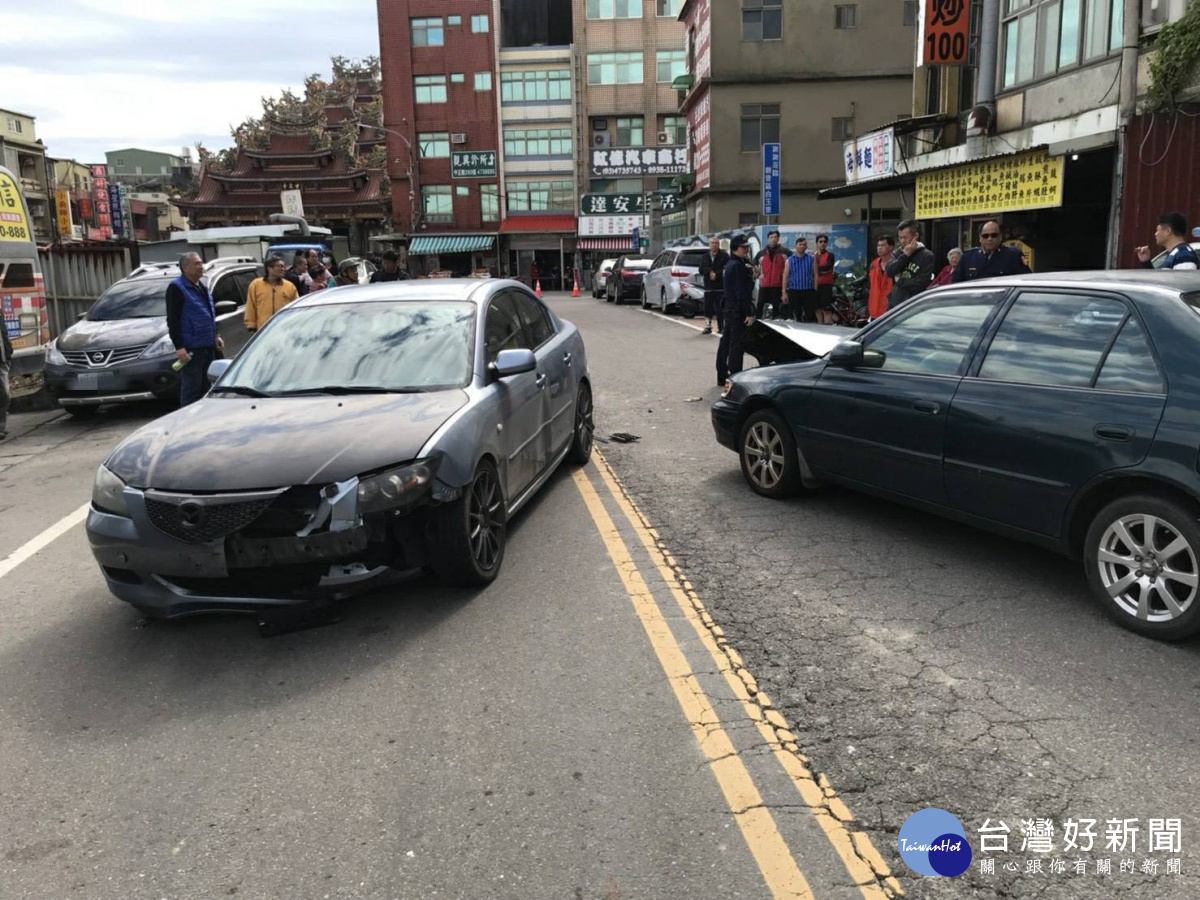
[829,341,886,369]
[78,311,88,320]
[490,348,537,379]
[214,300,237,314]
[207,358,231,384]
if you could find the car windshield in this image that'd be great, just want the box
[87,278,175,320]
[623,259,652,270]
[218,300,475,394]
[676,250,708,267]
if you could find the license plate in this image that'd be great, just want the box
[74,373,98,390]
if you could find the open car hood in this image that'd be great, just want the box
[742,320,852,365]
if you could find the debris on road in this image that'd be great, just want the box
[609,433,641,444]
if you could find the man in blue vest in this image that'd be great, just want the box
[166,252,224,407]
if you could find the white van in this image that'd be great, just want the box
[0,165,47,399]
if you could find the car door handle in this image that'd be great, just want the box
[562,352,572,367]
[535,372,547,389]
[1095,424,1133,442]
[911,400,941,415]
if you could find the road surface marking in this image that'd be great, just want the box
[0,502,90,581]
[637,308,711,333]
[572,466,815,900]
[591,451,905,899]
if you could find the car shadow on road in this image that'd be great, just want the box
[0,464,575,742]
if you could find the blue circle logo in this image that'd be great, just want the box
[897,808,972,877]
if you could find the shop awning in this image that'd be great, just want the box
[408,234,496,254]
[499,215,577,234]
[579,237,636,250]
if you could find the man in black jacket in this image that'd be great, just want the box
[283,253,310,296]
[885,219,936,308]
[698,237,729,335]
[0,313,12,440]
[716,236,756,386]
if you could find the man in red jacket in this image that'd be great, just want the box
[753,230,790,319]
[868,236,896,320]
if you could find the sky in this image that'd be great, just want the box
[0,0,381,164]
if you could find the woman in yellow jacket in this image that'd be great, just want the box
[244,256,300,332]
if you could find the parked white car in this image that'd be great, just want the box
[642,246,709,314]
[592,258,617,298]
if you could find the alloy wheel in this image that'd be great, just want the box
[468,469,504,572]
[576,387,594,456]
[744,421,786,490]
[1098,513,1198,622]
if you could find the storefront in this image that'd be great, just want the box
[499,215,576,290]
[577,209,650,290]
[405,234,498,278]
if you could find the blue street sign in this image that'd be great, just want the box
[631,226,641,251]
[762,143,781,218]
[107,184,123,238]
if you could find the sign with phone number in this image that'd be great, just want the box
[0,173,32,243]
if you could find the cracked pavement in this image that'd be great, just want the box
[567,294,1200,899]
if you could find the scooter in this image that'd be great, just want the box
[677,277,705,319]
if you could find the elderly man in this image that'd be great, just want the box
[952,221,1030,282]
[697,237,729,334]
[166,252,224,407]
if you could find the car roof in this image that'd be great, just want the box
[289,278,518,310]
[122,260,258,283]
[933,270,1200,301]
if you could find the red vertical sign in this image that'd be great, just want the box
[923,0,970,66]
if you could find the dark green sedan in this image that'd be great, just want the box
[713,271,1200,641]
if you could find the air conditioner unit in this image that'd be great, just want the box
[657,132,670,145]
[593,132,611,148]
[451,133,468,144]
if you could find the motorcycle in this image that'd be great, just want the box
[677,275,705,319]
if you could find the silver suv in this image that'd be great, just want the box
[44,257,259,417]
[642,246,709,314]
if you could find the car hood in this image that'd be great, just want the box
[59,317,167,350]
[105,390,469,491]
[742,320,851,365]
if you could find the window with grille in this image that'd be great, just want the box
[501,70,572,102]
[411,17,444,47]
[504,127,573,158]
[740,104,780,152]
[742,0,783,40]
[587,52,644,85]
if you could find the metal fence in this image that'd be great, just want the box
[39,244,134,337]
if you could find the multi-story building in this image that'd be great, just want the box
[573,0,689,267]
[48,159,94,240]
[1,109,53,241]
[105,148,194,191]
[378,1,503,275]
[677,0,913,244]
[821,0,1200,272]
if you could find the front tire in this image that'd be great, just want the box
[641,287,650,310]
[567,382,594,466]
[428,460,506,587]
[738,409,800,499]
[1084,493,1200,640]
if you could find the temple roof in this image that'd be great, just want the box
[177,168,387,212]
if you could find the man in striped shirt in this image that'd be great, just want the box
[782,236,819,322]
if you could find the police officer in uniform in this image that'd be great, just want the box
[716,236,756,386]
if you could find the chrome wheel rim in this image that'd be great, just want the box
[744,421,785,490]
[1098,513,1198,622]
[575,387,594,456]
[468,470,503,571]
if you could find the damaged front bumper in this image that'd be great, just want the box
[86,476,431,618]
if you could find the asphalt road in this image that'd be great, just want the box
[1,290,1196,899]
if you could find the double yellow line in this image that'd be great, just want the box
[572,451,904,900]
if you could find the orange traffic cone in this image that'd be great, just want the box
[571,271,580,297]
[535,279,543,297]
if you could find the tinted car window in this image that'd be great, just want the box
[1095,316,1164,394]
[88,278,170,320]
[484,294,530,363]
[676,250,708,268]
[509,291,554,348]
[979,292,1127,387]
[221,301,474,393]
[211,274,242,308]
[864,294,998,376]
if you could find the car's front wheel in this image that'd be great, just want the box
[567,382,594,465]
[641,287,650,310]
[739,409,800,499]
[428,460,506,587]
[1084,494,1200,640]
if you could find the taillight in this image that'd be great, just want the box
[621,269,634,278]
[670,269,690,277]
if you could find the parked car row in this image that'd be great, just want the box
[595,246,710,317]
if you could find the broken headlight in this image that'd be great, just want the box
[356,458,439,514]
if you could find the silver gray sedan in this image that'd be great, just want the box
[86,279,594,618]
